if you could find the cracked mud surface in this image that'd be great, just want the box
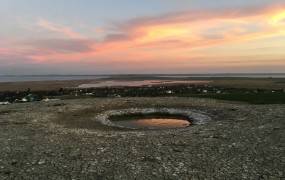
[0,97,284,179]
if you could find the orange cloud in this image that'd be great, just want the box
[2,4,285,73]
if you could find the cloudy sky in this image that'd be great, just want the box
[0,0,285,74]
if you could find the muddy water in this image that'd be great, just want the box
[113,117,191,129]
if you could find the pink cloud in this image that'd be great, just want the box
[26,39,94,53]
[37,19,86,39]
[1,3,285,73]
[0,48,10,55]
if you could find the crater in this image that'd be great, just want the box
[95,108,211,130]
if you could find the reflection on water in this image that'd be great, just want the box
[113,118,191,129]
[79,80,209,88]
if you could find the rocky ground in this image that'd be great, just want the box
[0,97,284,179]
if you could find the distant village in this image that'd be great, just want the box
[0,84,285,105]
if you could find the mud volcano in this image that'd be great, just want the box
[95,108,211,130]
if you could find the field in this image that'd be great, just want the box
[0,76,285,104]
[0,76,285,91]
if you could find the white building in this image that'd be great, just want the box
[0,101,10,105]
[166,90,173,94]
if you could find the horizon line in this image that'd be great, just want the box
[1,73,285,76]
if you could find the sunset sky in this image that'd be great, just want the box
[0,0,285,74]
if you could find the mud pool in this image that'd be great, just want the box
[110,114,191,129]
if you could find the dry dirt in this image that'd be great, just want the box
[0,97,284,179]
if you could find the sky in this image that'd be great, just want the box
[0,0,285,75]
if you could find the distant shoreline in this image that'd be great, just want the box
[0,76,284,92]
[0,73,285,83]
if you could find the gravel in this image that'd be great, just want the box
[0,97,284,179]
